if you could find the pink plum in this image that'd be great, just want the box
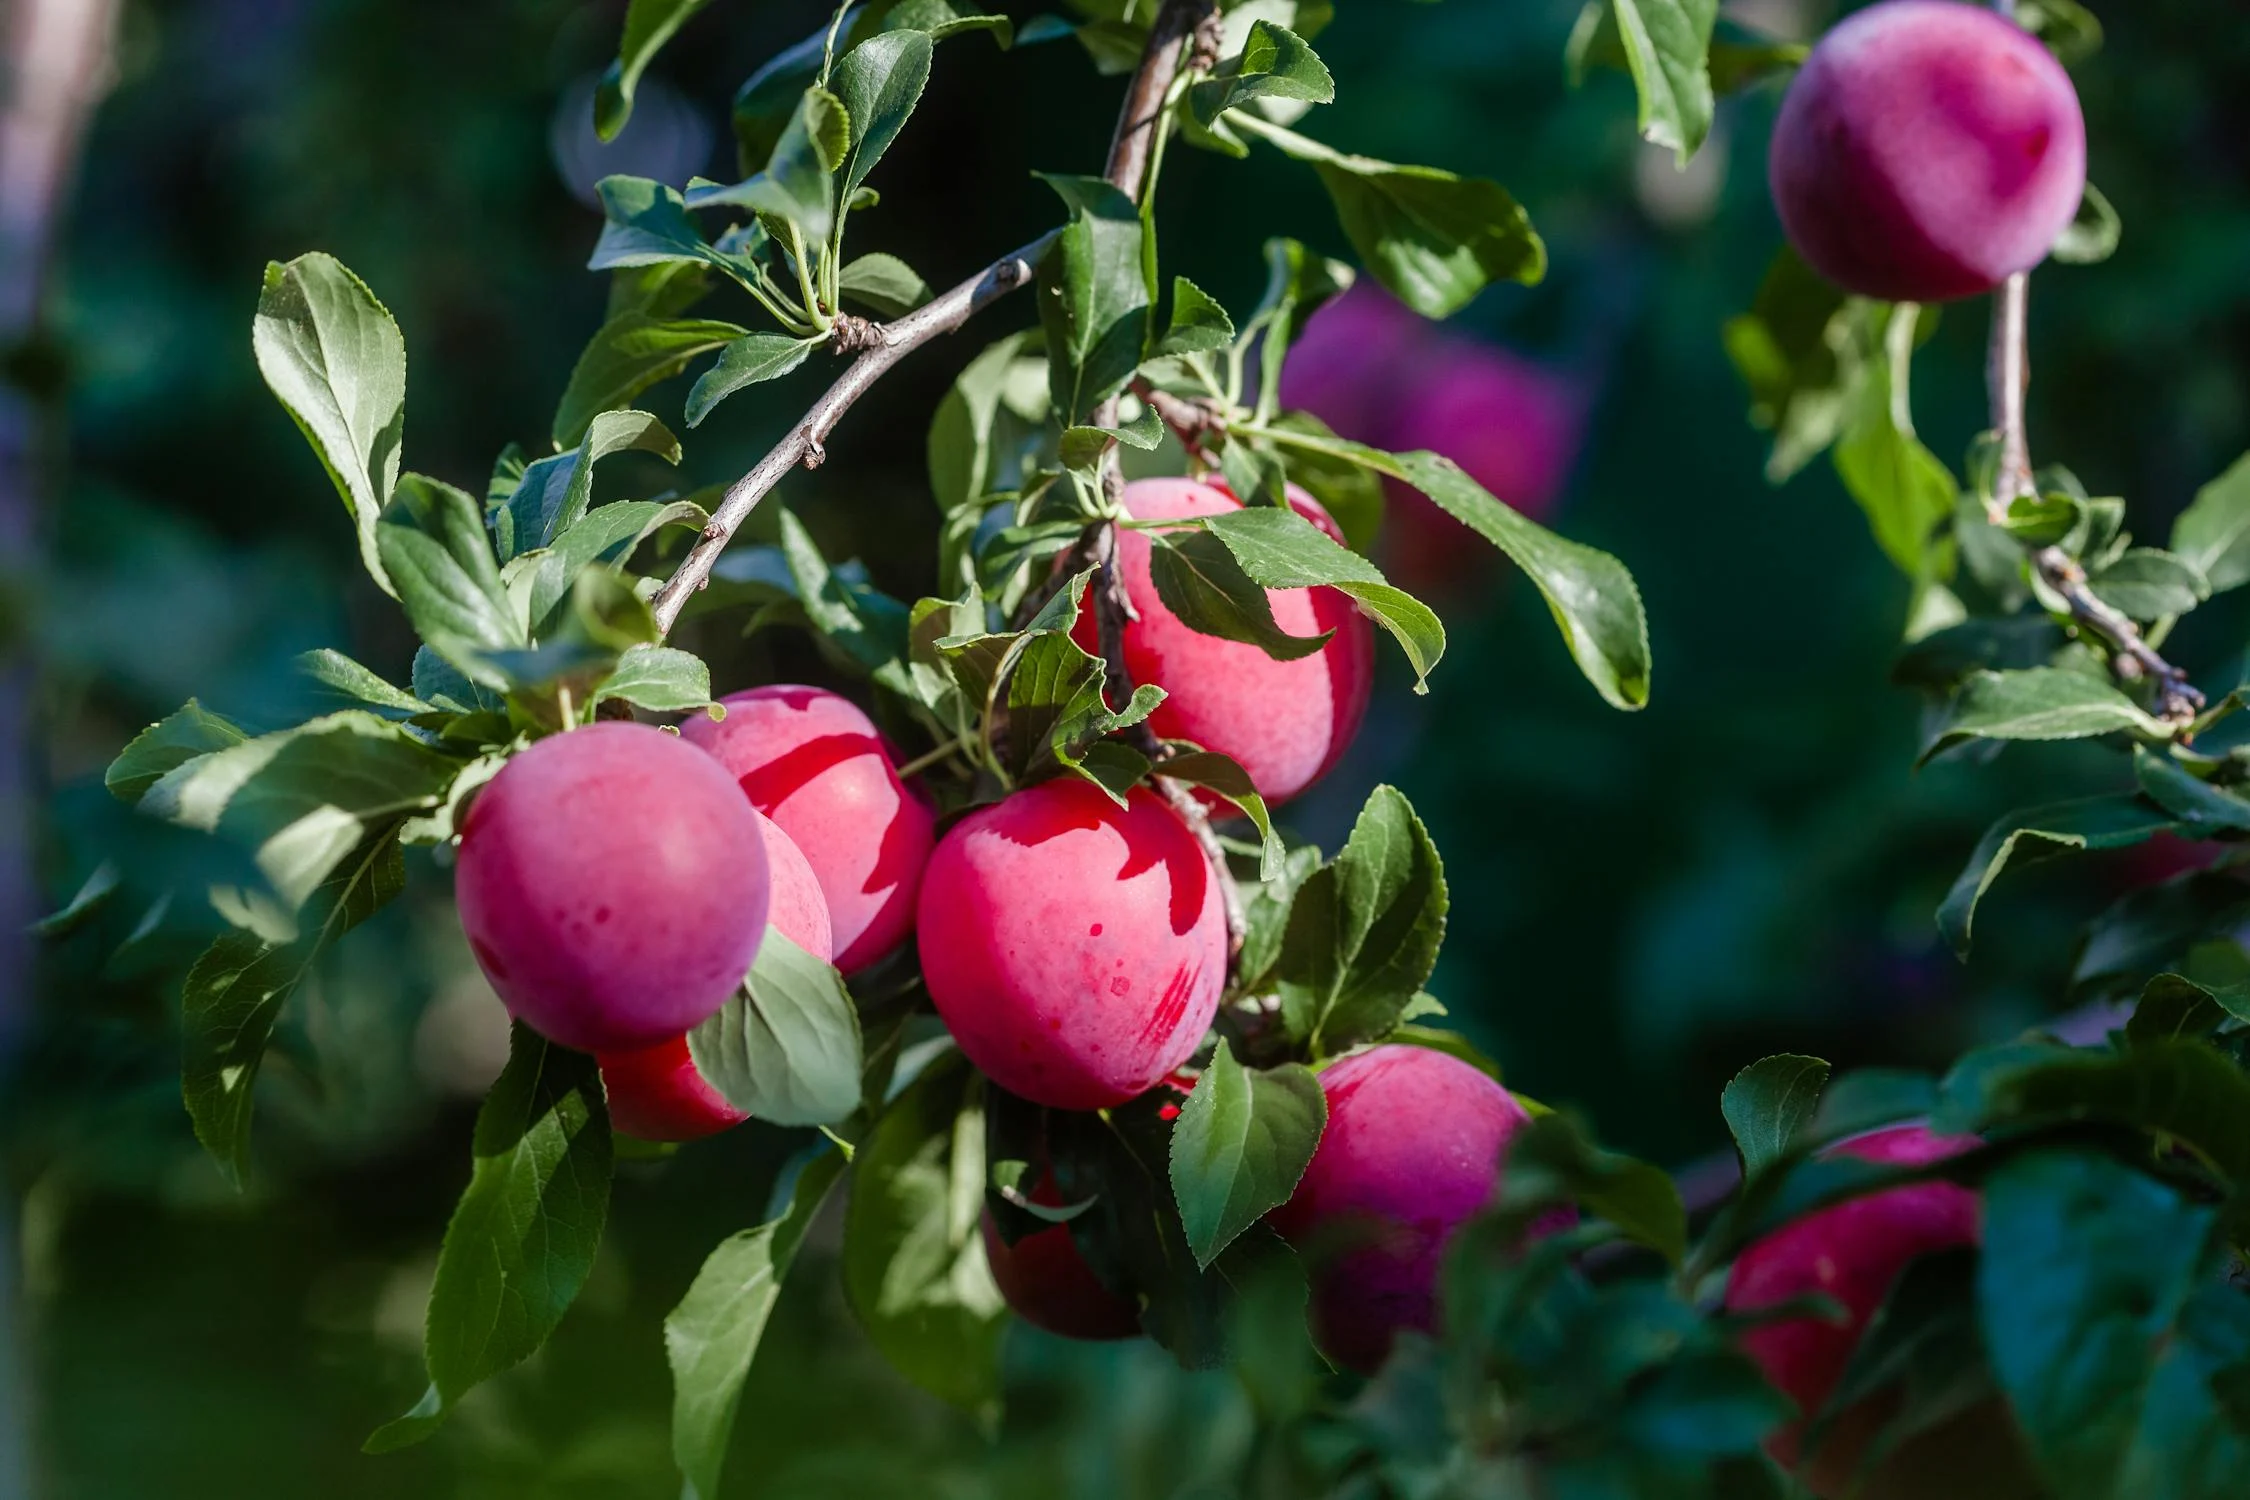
[1075,477,1374,806]
[1770,0,2087,302]
[916,777,1227,1110]
[682,684,935,972]
[455,722,769,1054]
[597,810,832,1142]
[1724,1124,2028,1498]
[1276,283,1429,442]
[1267,1045,1537,1374]
[981,1173,1140,1341]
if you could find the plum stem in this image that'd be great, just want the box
[1985,266,2204,728]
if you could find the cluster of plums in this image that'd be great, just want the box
[452,476,1529,1372]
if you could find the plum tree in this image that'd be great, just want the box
[454,722,769,1054]
[1724,1125,2033,1499]
[916,777,1226,1110]
[681,684,934,973]
[597,810,832,1143]
[1769,0,2086,302]
[1267,1045,1536,1374]
[980,1173,1140,1342]
[1073,477,1374,805]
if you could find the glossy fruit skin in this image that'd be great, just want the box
[916,778,1227,1110]
[1769,0,2086,302]
[681,684,935,973]
[598,811,832,1142]
[455,722,769,1054]
[1074,477,1375,806]
[1724,1125,2033,1499]
[1268,1045,1536,1375]
[980,1174,1140,1341]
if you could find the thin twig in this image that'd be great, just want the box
[1983,262,2203,726]
[650,234,1054,632]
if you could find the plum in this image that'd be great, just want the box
[1724,1123,2034,1498]
[916,777,1226,1110]
[981,1172,1140,1341]
[1268,1044,1535,1374]
[455,722,768,1054]
[682,684,934,972]
[1076,477,1374,805]
[598,810,832,1142]
[1769,0,2086,302]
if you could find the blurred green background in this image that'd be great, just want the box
[10,0,2250,1494]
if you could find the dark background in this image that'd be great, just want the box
[10,0,2250,1494]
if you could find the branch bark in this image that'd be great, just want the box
[649,235,1053,633]
[1983,267,2204,728]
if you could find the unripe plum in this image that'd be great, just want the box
[1074,477,1374,806]
[1268,1045,1536,1374]
[916,777,1226,1110]
[980,1174,1140,1341]
[455,722,769,1054]
[1724,1124,2034,1499]
[1769,0,2086,302]
[597,811,832,1142]
[682,684,934,972]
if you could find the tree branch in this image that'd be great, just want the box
[1983,267,2204,728]
[650,235,1053,633]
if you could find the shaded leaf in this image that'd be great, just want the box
[1170,1048,1326,1269]
[1923,669,2169,766]
[1937,795,2179,957]
[593,0,716,141]
[551,312,746,449]
[1720,1054,1830,1178]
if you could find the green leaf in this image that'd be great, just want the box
[683,333,823,427]
[837,252,932,317]
[138,711,457,912]
[2016,0,2104,66]
[1924,669,2169,766]
[299,649,431,719]
[31,862,120,940]
[1609,0,1719,163]
[833,29,933,203]
[106,701,247,806]
[528,497,707,631]
[1201,505,1445,691]
[1938,795,2180,957]
[551,313,747,449]
[1260,426,1651,710]
[1158,749,1283,881]
[1266,412,1383,552]
[1493,1111,1688,1265]
[1146,528,1333,661]
[927,329,1042,514]
[1979,1150,2249,1500]
[2124,973,2234,1048]
[252,253,407,595]
[367,1026,611,1451]
[1057,406,1163,470]
[688,84,839,243]
[1238,239,1355,413]
[840,1056,1006,1418]
[593,0,716,141]
[181,833,406,1187]
[1937,1040,2250,1185]
[1036,174,1150,421]
[1187,21,1334,128]
[2171,452,2250,595]
[1155,275,1235,357]
[470,568,660,701]
[1832,305,1956,581]
[667,1150,845,1500]
[776,508,917,697]
[1239,118,1544,319]
[378,475,521,678]
[2134,745,2250,834]
[1720,1054,1830,1178]
[1275,785,1449,1055]
[589,644,713,713]
[588,176,765,290]
[876,0,1014,46]
[2087,547,2207,621]
[1721,247,1858,483]
[494,409,682,563]
[686,928,863,1127]
[2050,181,2121,266]
[1170,1049,1326,1269]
